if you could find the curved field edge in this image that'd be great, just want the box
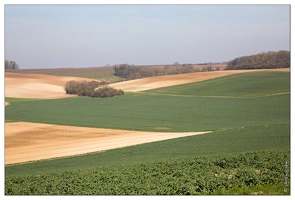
[5,150,290,195]
[5,123,290,177]
[145,71,290,97]
[4,93,290,132]
[5,121,210,165]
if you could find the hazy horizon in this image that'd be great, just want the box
[5,4,290,69]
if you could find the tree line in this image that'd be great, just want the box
[113,63,218,80]
[5,60,19,70]
[65,80,124,98]
[225,50,290,70]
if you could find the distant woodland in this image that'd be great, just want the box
[114,51,290,80]
[225,51,290,70]
[114,63,217,80]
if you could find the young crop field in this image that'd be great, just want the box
[5,94,289,133]
[146,71,290,97]
[5,70,290,195]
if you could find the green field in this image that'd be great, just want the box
[146,71,290,97]
[5,93,289,132]
[5,70,290,195]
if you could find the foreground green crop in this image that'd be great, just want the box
[212,183,289,195]
[5,150,290,195]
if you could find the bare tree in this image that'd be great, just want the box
[5,60,19,70]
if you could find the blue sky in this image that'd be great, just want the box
[4,4,290,69]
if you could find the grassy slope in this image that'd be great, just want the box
[5,93,289,132]
[146,71,290,97]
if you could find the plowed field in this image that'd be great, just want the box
[5,72,96,99]
[5,122,210,165]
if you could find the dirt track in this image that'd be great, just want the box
[5,122,210,165]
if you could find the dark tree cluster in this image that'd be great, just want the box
[201,65,214,72]
[113,63,196,80]
[225,51,290,70]
[5,60,19,70]
[65,80,124,98]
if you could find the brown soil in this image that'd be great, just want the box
[5,72,97,99]
[5,122,210,165]
[153,127,171,130]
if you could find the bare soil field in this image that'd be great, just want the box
[5,122,210,165]
[5,72,97,99]
[109,68,289,92]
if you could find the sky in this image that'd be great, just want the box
[4,4,291,69]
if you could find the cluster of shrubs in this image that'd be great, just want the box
[65,80,124,98]
[91,86,124,98]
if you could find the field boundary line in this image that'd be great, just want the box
[139,91,290,98]
[256,92,290,97]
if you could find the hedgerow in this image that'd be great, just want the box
[5,150,290,195]
[65,80,124,98]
